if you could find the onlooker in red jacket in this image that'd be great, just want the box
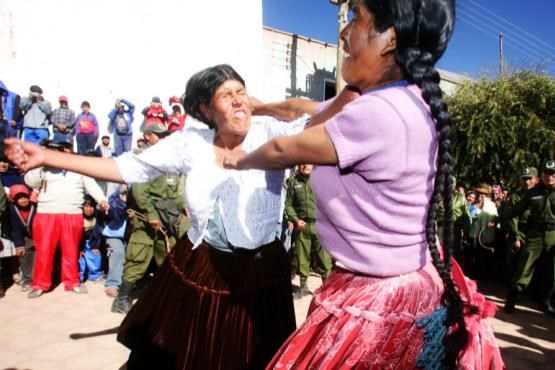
[167,97,186,134]
[140,96,167,131]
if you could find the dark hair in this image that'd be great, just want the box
[81,101,90,108]
[361,0,467,368]
[182,64,245,129]
[83,194,96,207]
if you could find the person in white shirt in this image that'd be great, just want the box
[4,64,363,369]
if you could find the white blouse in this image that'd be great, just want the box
[115,115,308,250]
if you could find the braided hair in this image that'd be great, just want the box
[361,0,468,368]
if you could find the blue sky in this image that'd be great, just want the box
[263,0,555,78]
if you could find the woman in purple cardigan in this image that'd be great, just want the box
[225,0,504,369]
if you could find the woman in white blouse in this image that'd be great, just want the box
[5,64,314,370]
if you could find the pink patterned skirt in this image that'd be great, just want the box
[267,260,504,369]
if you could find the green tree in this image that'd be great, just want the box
[447,71,555,188]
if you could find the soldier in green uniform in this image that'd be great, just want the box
[502,160,555,314]
[112,122,186,313]
[285,164,332,299]
[504,167,539,280]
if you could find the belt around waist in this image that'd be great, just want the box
[202,238,281,254]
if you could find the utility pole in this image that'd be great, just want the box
[329,0,348,93]
[499,32,504,76]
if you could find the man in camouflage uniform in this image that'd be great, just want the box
[285,164,332,299]
[504,167,539,280]
[503,160,555,314]
[112,122,186,313]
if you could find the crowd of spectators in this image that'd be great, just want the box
[0,80,190,303]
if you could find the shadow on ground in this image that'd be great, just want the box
[478,280,555,369]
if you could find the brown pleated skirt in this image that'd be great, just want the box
[118,237,296,370]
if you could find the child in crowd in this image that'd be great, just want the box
[0,156,25,188]
[74,101,99,155]
[88,184,128,297]
[8,184,36,291]
[167,96,186,133]
[78,195,103,283]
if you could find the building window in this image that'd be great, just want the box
[324,79,336,100]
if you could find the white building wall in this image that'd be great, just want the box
[262,27,338,102]
[0,0,264,136]
[262,27,470,101]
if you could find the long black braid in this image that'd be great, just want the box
[363,0,468,368]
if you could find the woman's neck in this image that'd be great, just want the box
[214,132,246,151]
[213,132,247,168]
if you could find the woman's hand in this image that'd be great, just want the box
[98,200,110,214]
[223,150,247,170]
[4,138,46,171]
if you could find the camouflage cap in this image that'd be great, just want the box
[520,167,538,178]
[542,159,555,173]
[143,121,167,134]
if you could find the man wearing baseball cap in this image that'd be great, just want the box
[51,95,76,143]
[502,160,555,314]
[19,85,52,144]
[504,167,539,287]
[111,119,184,313]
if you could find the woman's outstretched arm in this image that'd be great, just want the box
[224,124,338,171]
[251,86,360,124]
[4,138,124,182]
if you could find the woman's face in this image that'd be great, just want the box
[340,3,393,91]
[83,203,95,217]
[16,196,30,208]
[466,193,476,204]
[205,79,251,137]
[0,161,9,173]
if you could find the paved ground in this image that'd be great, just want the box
[1,274,554,370]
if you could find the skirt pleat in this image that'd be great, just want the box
[118,237,296,370]
[267,260,504,370]
[267,263,445,370]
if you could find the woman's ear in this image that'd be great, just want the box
[199,102,212,122]
[380,26,397,56]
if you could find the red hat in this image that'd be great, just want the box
[59,95,68,103]
[9,184,31,200]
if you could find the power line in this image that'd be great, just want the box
[456,16,551,65]
[458,1,555,59]
[458,3,555,58]
[460,0,555,53]
[456,8,549,61]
